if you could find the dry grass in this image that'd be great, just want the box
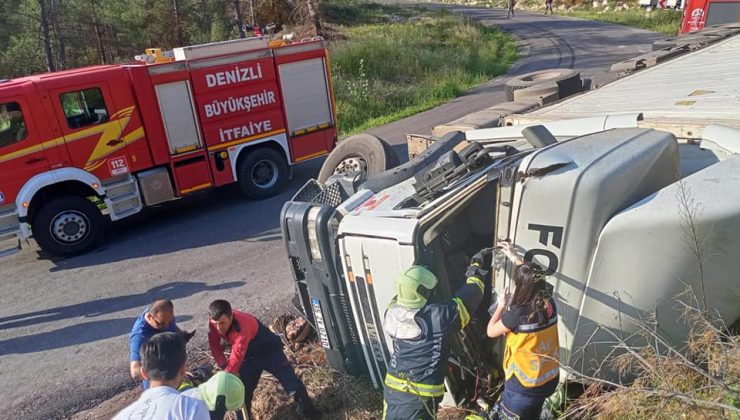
[75,315,382,420]
[250,340,383,420]
[565,293,740,419]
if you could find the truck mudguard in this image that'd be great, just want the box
[16,168,105,218]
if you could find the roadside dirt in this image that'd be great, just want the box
[68,316,384,419]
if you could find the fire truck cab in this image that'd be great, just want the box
[681,0,740,32]
[0,37,337,257]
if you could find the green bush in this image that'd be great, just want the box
[327,8,517,135]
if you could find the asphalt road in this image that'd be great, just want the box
[0,6,660,419]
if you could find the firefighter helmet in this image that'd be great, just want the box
[198,371,245,411]
[395,266,438,309]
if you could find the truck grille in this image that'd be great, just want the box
[349,273,390,387]
[292,179,345,207]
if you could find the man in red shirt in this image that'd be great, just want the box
[207,299,318,419]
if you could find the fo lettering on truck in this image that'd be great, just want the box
[280,25,740,406]
[0,37,337,257]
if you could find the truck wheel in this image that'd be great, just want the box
[32,196,107,256]
[237,147,288,199]
[504,69,581,102]
[317,133,398,183]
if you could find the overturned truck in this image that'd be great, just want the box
[280,25,740,405]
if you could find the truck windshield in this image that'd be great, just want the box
[418,180,497,298]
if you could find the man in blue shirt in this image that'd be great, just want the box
[129,299,194,388]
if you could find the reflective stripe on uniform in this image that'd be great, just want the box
[517,314,557,332]
[384,373,445,397]
[466,276,485,293]
[452,297,470,329]
[505,362,560,386]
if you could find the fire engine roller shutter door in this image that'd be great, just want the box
[155,81,204,154]
[278,58,333,137]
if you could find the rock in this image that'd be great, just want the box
[286,317,311,343]
[601,0,609,5]
[593,0,600,6]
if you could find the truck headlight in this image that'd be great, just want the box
[307,207,322,261]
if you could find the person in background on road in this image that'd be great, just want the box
[129,299,195,389]
[114,332,209,420]
[545,0,554,15]
[382,248,490,420]
[507,0,517,18]
[487,241,560,420]
[207,299,319,419]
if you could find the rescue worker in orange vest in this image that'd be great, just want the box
[382,248,490,420]
[487,241,560,420]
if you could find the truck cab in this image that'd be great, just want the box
[281,119,740,402]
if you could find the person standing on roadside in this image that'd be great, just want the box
[129,299,195,389]
[545,0,554,15]
[114,332,209,420]
[507,0,517,18]
[207,299,319,419]
[487,241,560,420]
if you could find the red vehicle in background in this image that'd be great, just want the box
[681,0,740,32]
[0,37,337,257]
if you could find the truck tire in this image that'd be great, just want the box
[317,133,398,183]
[237,147,289,199]
[504,69,581,102]
[32,195,107,256]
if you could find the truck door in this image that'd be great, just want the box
[0,93,53,206]
[44,68,149,181]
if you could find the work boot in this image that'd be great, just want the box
[294,388,320,419]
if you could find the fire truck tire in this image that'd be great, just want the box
[317,133,397,183]
[237,147,289,199]
[504,69,581,102]
[32,195,107,256]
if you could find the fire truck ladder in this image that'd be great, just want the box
[0,204,22,257]
[103,174,143,221]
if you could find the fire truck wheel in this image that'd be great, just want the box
[317,133,397,183]
[504,69,581,102]
[237,147,288,199]
[32,195,107,257]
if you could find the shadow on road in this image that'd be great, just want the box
[41,160,324,272]
[0,281,243,331]
[0,316,196,355]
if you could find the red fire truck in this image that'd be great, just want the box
[681,0,740,32]
[0,37,337,257]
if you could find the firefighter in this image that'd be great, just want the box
[486,241,559,420]
[382,249,490,420]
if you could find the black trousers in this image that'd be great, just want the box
[383,388,441,420]
[238,349,308,416]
